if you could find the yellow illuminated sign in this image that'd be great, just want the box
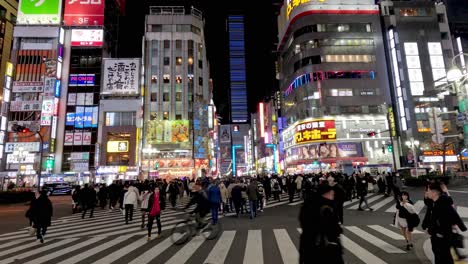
[293,119,336,144]
[6,62,13,77]
[286,0,312,19]
[107,141,129,153]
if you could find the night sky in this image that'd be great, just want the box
[117,0,279,123]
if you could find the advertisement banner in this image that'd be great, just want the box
[10,101,42,112]
[294,119,337,145]
[64,0,105,26]
[66,113,75,126]
[292,142,364,160]
[83,131,92,145]
[146,120,190,144]
[64,131,74,146]
[83,107,93,128]
[102,59,140,95]
[74,131,83,145]
[68,93,77,105]
[107,141,129,153]
[5,142,41,153]
[40,99,54,126]
[17,0,62,25]
[69,74,96,86]
[156,159,193,169]
[70,29,104,47]
[75,106,84,128]
[76,93,86,105]
[220,125,231,143]
[92,106,99,128]
[12,81,44,93]
[71,162,89,172]
[85,93,94,105]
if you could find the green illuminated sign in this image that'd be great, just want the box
[17,0,62,25]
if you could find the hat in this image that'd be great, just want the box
[318,184,333,195]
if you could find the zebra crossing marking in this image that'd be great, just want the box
[57,235,135,264]
[244,230,263,264]
[127,237,173,264]
[273,229,299,264]
[370,197,396,211]
[341,235,388,264]
[368,225,405,240]
[204,231,236,264]
[165,235,205,264]
[0,238,30,250]
[288,201,303,206]
[0,238,79,264]
[0,238,57,258]
[345,226,405,254]
[23,236,107,264]
[90,236,149,264]
[414,201,425,214]
[348,195,383,210]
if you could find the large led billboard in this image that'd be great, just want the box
[17,0,62,25]
[64,0,105,26]
[71,29,104,47]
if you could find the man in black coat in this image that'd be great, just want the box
[328,176,346,224]
[81,184,97,219]
[29,190,53,243]
[423,183,467,264]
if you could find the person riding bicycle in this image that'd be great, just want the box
[184,182,210,229]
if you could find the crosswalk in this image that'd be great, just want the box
[0,201,424,264]
[345,193,429,215]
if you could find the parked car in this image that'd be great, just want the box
[43,182,73,195]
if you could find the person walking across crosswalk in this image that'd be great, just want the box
[123,185,139,225]
[394,191,419,250]
[28,190,53,244]
[356,173,373,212]
[147,184,162,240]
[139,185,151,229]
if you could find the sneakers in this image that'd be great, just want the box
[155,234,161,239]
[368,208,374,211]
[147,236,151,241]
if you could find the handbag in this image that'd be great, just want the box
[452,232,465,248]
[28,226,36,236]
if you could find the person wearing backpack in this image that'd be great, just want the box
[271,177,281,201]
[147,184,162,240]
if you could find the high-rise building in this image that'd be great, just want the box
[0,0,18,102]
[142,6,212,179]
[277,0,394,174]
[380,0,458,169]
[228,15,248,124]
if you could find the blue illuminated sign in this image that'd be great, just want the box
[66,112,75,126]
[55,80,61,97]
[69,74,95,87]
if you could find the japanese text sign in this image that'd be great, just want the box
[17,0,62,25]
[102,59,140,95]
[294,119,336,145]
[64,0,105,26]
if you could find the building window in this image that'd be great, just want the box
[399,8,432,17]
[324,55,374,63]
[162,25,172,32]
[151,25,162,32]
[151,93,157,102]
[360,91,375,96]
[176,92,182,101]
[329,89,353,97]
[163,74,170,83]
[199,77,203,85]
[163,111,169,120]
[176,114,182,120]
[441,32,449,40]
[176,75,182,84]
[437,14,445,23]
[198,60,203,69]
[151,75,157,83]
[176,57,182,65]
[164,40,170,49]
[150,112,157,120]
[164,57,170,66]
[163,92,170,101]
[191,25,201,35]
[105,112,136,126]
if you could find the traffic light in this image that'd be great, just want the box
[367,131,376,137]
[11,124,30,133]
[387,144,393,153]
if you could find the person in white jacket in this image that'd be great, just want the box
[139,187,151,229]
[123,185,139,224]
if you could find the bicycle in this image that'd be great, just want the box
[170,210,221,245]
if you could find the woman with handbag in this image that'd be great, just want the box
[394,191,418,250]
[147,184,163,241]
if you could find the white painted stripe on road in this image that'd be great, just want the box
[0,238,30,249]
[389,225,424,234]
[297,228,302,234]
[449,190,468,194]
[265,200,290,208]
[90,236,148,264]
[0,230,29,238]
[414,201,425,215]
[385,205,397,213]
[341,235,387,264]
[273,229,299,264]
[458,206,468,219]
[345,226,405,253]
[204,231,236,264]
[0,239,51,257]
[348,195,382,210]
[23,236,106,264]
[243,230,263,264]
[127,237,173,264]
[288,201,303,206]
[165,235,205,264]
[0,238,79,264]
[370,197,395,211]
[368,225,405,240]
[57,235,134,264]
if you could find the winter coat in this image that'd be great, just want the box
[80,187,97,207]
[124,186,139,206]
[207,184,222,205]
[29,194,53,227]
[271,179,281,192]
[219,184,228,203]
[246,183,258,201]
[295,176,303,190]
[147,192,162,217]
[423,195,467,238]
[139,190,151,210]
[231,184,243,202]
[356,176,368,197]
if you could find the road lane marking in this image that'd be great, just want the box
[342,235,387,264]
[127,237,173,264]
[368,225,405,240]
[347,195,382,210]
[273,229,299,264]
[369,197,395,211]
[243,230,263,264]
[204,231,236,264]
[90,236,148,264]
[345,226,405,253]
[165,235,205,264]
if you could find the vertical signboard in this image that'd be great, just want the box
[102,59,140,95]
[64,0,105,26]
[17,0,62,25]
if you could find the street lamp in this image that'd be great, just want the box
[405,139,420,168]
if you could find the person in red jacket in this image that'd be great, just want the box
[147,184,162,241]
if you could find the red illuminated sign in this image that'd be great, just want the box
[64,0,105,26]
